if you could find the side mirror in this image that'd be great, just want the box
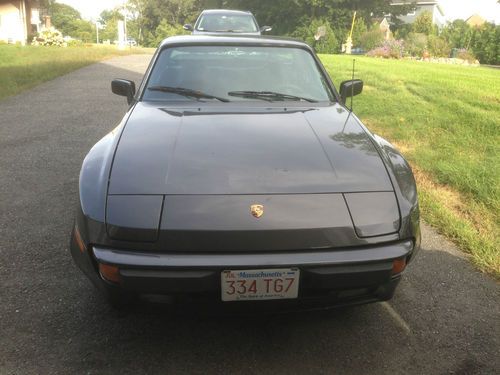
[183,24,193,31]
[111,79,136,105]
[339,79,363,104]
[260,26,272,33]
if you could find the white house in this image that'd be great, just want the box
[391,1,446,29]
[0,0,41,44]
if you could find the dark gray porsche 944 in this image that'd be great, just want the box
[70,35,420,309]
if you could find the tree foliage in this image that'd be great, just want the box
[470,23,499,65]
[46,0,498,64]
[412,11,435,35]
[359,28,385,51]
[49,2,96,41]
[405,32,427,57]
[123,0,413,47]
[427,35,450,57]
[292,19,338,54]
[441,20,473,49]
[440,20,499,64]
[152,19,189,47]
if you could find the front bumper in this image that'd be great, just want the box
[71,232,413,308]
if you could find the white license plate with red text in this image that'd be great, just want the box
[221,268,300,301]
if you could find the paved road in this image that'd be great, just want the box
[0,55,498,375]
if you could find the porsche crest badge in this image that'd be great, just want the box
[250,204,264,218]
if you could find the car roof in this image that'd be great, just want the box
[199,9,253,15]
[159,35,310,50]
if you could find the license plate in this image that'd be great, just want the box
[221,268,300,302]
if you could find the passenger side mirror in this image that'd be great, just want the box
[183,24,193,31]
[339,79,363,104]
[260,26,272,33]
[111,79,136,105]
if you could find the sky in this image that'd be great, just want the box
[59,0,500,24]
[439,0,500,23]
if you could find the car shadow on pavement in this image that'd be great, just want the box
[57,244,497,375]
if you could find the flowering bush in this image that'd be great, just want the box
[32,28,66,47]
[367,39,404,59]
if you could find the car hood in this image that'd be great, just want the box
[108,102,393,195]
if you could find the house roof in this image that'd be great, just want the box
[466,14,486,27]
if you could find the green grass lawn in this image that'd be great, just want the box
[320,55,499,277]
[0,44,151,100]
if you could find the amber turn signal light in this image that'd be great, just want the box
[73,226,86,253]
[99,263,121,283]
[392,258,407,275]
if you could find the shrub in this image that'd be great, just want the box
[292,19,338,54]
[457,49,477,63]
[67,39,84,47]
[412,11,436,35]
[367,39,404,59]
[428,35,451,57]
[31,28,65,46]
[470,22,500,65]
[359,29,385,51]
[405,32,428,57]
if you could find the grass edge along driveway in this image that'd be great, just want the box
[0,44,152,100]
[321,54,499,278]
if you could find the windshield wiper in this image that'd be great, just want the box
[215,29,244,32]
[148,86,230,102]
[227,91,318,103]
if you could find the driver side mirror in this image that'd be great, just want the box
[260,26,272,33]
[111,79,136,105]
[339,79,363,104]
[183,24,193,31]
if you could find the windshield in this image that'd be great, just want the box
[143,46,334,103]
[196,13,258,32]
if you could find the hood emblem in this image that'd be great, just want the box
[250,204,264,218]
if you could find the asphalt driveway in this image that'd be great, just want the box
[0,54,498,375]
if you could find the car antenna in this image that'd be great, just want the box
[350,59,356,112]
